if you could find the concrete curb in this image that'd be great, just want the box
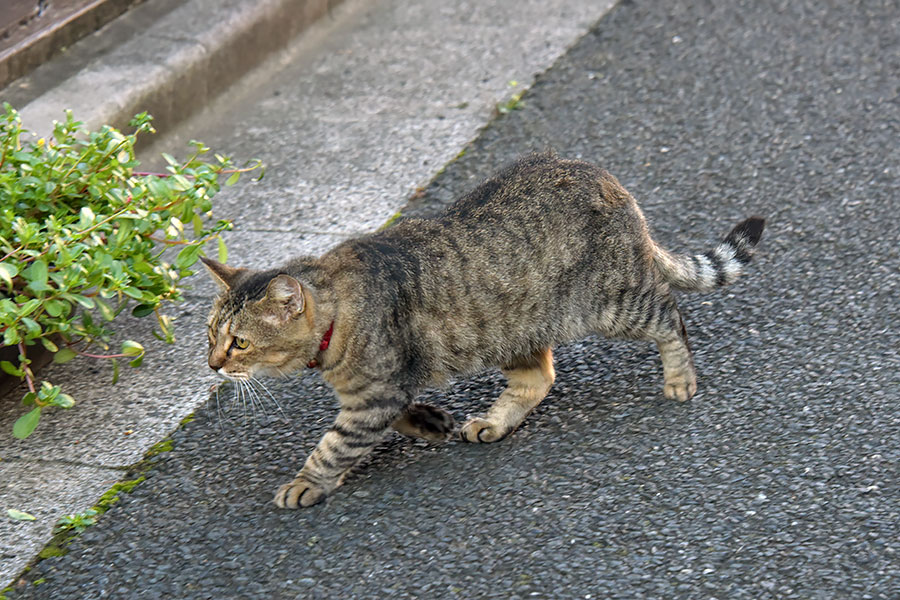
[14,0,342,140]
[0,0,144,90]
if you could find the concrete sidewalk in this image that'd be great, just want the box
[0,0,616,587]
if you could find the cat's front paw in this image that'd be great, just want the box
[663,379,697,402]
[273,478,327,509]
[459,417,510,443]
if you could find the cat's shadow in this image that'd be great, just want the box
[201,336,675,505]
[336,337,667,484]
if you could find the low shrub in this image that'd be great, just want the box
[0,104,261,438]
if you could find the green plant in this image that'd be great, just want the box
[95,475,146,511]
[496,80,525,115]
[37,545,66,559]
[144,438,173,457]
[55,509,98,533]
[377,210,403,231]
[0,103,261,438]
[496,93,524,114]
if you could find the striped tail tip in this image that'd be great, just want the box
[723,216,766,265]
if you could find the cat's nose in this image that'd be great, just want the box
[208,351,226,371]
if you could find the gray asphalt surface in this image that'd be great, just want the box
[9,0,900,598]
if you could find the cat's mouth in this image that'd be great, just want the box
[218,368,250,381]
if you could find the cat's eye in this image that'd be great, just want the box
[232,337,250,350]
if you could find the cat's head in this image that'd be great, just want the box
[200,257,321,380]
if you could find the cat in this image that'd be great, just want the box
[201,152,765,509]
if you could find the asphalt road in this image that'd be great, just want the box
[9,0,900,598]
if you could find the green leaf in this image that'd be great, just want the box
[38,382,60,402]
[175,244,202,269]
[128,355,143,368]
[131,303,156,318]
[21,317,41,337]
[114,219,133,246]
[121,340,144,356]
[63,293,96,309]
[1,360,24,377]
[217,237,228,263]
[123,287,145,301]
[13,406,41,439]
[171,174,193,192]
[19,298,41,317]
[0,262,18,287]
[79,206,95,228]
[111,358,119,384]
[7,509,37,522]
[51,393,75,409]
[27,260,48,285]
[3,327,20,346]
[40,337,59,352]
[225,171,240,186]
[53,348,78,364]
[95,297,115,321]
[44,299,69,318]
[26,279,53,293]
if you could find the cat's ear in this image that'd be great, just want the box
[200,257,244,290]
[260,274,305,324]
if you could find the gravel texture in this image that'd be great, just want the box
[8,0,900,598]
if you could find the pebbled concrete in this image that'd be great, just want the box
[0,460,121,578]
[6,0,899,598]
[0,0,617,588]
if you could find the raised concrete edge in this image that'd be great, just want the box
[14,0,343,140]
[0,0,146,90]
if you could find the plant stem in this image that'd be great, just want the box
[147,236,192,246]
[131,171,170,178]
[72,349,137,360]
[0,244,23,263]
[17,342,36,394]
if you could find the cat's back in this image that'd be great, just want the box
[441,152,635,227]
[330,152,647,293]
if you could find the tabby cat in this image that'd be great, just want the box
[201,152,765,509]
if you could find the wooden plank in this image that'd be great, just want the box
[0,0,40,36]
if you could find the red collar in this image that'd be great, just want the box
[307,321,334,369]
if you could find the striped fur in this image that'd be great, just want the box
[651,217,765,292]
[201,152,765,508]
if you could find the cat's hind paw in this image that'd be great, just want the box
[459,417,511,443]
[392,403,456,442]
[273,478,327,509]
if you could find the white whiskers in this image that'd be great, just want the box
[207,375,288,427]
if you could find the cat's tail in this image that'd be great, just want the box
[651,217,765,292]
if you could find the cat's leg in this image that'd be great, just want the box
[460,347,555,443]
[273,388,408,508]
[627,294,697,401]
[656,318,697,401]
[392,403,456,442]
